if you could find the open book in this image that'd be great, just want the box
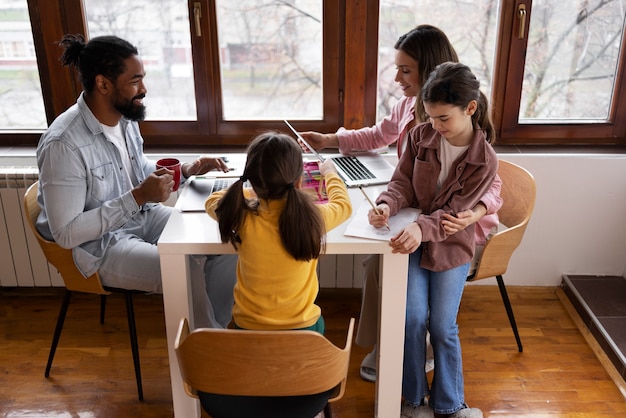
[344,202,421,241]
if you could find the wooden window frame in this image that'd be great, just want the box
[493,0,626,145]
[3,0,625,148]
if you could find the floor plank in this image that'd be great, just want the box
[0,285,625,417]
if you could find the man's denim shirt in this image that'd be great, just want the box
[36,92,158,277]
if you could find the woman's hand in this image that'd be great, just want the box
[299,132,338,151]
[441,203,487,235]
[389,222,422,254]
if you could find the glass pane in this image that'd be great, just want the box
[520,0,625,123]
[0,0,46,130]
[216,0,323,121]
[83,0,196,121]
[377,0,500,121]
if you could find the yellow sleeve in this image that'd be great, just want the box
[320,172,352,231]
[204,189,227,221]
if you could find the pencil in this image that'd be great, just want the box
[358,186,390,231]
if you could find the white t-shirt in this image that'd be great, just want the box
[437,136,469,191]
[101,122,134,189]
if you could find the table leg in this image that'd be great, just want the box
[160,253,201,418]
[376,253,408,418]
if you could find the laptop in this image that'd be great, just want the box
[283,120,396,187]
[177,177,236,212]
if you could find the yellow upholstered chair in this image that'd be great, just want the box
[466,160,536,352]
[175,317,355,418]
[23,181,144,400]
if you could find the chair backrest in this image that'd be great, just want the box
[23,181,109,295]
[470,160,536,281]
[175,317,355,401]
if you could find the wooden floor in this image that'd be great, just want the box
[1,285,625,417]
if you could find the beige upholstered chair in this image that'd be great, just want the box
[175,317,355,418]
[467,160,537,352]
[23,181,144,400]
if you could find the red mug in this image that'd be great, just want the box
[156,158,182,191]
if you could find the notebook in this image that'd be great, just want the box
[283,120,396,187]
[177,177,236,212]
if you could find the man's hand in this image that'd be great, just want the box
[132,168,174,205]
[182,157,230,177]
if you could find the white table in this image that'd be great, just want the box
[158,181,408,418]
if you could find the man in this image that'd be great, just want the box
[36,34,236,328]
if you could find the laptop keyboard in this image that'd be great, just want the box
[212,178,234,193]
[333,156,376,181]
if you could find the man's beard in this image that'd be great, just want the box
[114,93,146,122]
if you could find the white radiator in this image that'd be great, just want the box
[0,167,62,287]
[0,163,364,288]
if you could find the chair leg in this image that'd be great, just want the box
[124,292,144,401]
[496,275,523,352]
[323,403,332,418]
[45,289,72,377]
[100,294,107,324]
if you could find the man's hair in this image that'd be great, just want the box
[58,34,139,92]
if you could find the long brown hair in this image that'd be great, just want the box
[215,132,325,261]
[421,62,495,144]
[394,25,459,122]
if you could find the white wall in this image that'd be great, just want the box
[2,150,625,287]
[483,153,626,286]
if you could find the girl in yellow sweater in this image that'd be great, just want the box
[205,132,352,333]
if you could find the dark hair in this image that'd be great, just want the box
[394,25,459,122]
[215,132,325,261]
[421,62,496,144]
[58,34,139,93]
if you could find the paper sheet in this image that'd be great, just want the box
[344,201,421,241]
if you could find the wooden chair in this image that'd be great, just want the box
[175,317,355,418]
[467,160,536,353]
[23,181,144,400]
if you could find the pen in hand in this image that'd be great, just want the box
[358,186,391,231]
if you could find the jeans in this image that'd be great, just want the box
[402,247,470,415]
[98,204,237,329]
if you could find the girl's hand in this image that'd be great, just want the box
[367,203,390,228]
[389,222,422,254]
[318,159,337,176]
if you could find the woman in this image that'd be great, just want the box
[302,25,502,383]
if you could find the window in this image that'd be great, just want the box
[83,0,197,121]
[215,0,324,120]
[81,0,340,146]
[496,0,626,144]
[2,0,625,147]
[0,0,46,130]
[377,0,500,121]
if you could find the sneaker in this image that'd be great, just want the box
[425,358,435,373]
[445,407,483,418]
[401,402,434,418]
[360,346,435,383]
[359,347,377,382]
